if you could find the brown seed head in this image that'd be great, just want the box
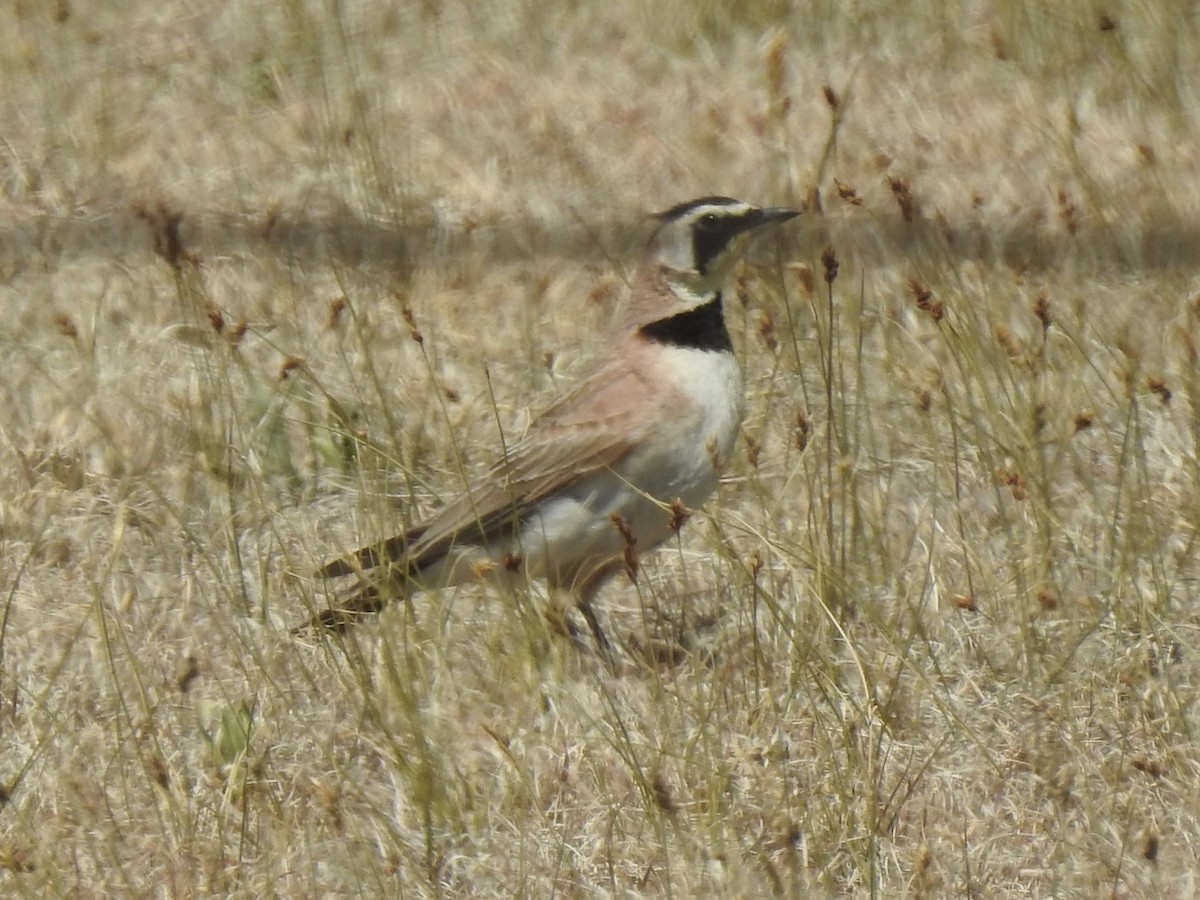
[206,307,225,333]
[399,300,424,344]
[757,309,777,353]
[989,29,1009,60]
[906,278,943,322]
[821,245,839,284]
[1143,834,1159,862]
[668,498,691,534]
[279,356,305,380]
[1033,292,1052,332]
[327,297,347,330]
[1148,376,1171,404]
[611,513,638,582]
[736,272,751,308]
[1057,190,1078,236]
[177,655,201,693]
[834,178,862,205]
[743,433,761,469]
[794,410,810,452]
[147,754,170,790]
[1131,757,1165,778]
[790,263,815,297]
[229,320,248,346]
[888,176,919,222]
[997,468,1028,501]
[705,436,725,472]
[995,324,1021,358]
[53,312,78,339]
[261,203,281,237]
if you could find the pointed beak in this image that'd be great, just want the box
[756,207,802,227]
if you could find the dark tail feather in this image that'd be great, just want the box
[314,529,426,579]
[300,526,431,633]
[292,580,389,634]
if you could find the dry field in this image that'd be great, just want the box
[4,0,1200,896]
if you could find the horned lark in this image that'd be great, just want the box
[302,196,800,651]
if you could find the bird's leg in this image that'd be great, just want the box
[578,599,611,657]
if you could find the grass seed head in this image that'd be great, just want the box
[1143,834,1159,862]
[52,312,78,339]
[206,306,225,333]
[279,356,305,380]
[611,513,638,582]
[790,262,815,297]
[1057,189,1078,236]
[327,297,347,330]
[705,436,725,472]
[1033,291,1052,332]
[1148,376,1171,404]
[736,272,751,308]
[821,245,839,284]
[743,433,761,469]
[998,468,1028,500]
[888,176,919,222]
[995,324,1022,358]
[399,299,424,344]
[834,178,862,205]
[757,309,777,352]
[794,410,810,451]
[668,498,691,534]
[176,654,201,693]
[907,278,943,321]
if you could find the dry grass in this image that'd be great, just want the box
[4,0,1200,895]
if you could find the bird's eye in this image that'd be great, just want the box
[698,213,719,228]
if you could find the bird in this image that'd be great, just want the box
[300,196,800,653]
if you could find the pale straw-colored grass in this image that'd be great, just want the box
[3,1,1200,895]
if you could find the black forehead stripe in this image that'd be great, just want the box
[638,294,733,352]
[655,195,740,220]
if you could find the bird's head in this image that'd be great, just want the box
[643,196,801,308]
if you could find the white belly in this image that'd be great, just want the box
[516,346,744,585]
